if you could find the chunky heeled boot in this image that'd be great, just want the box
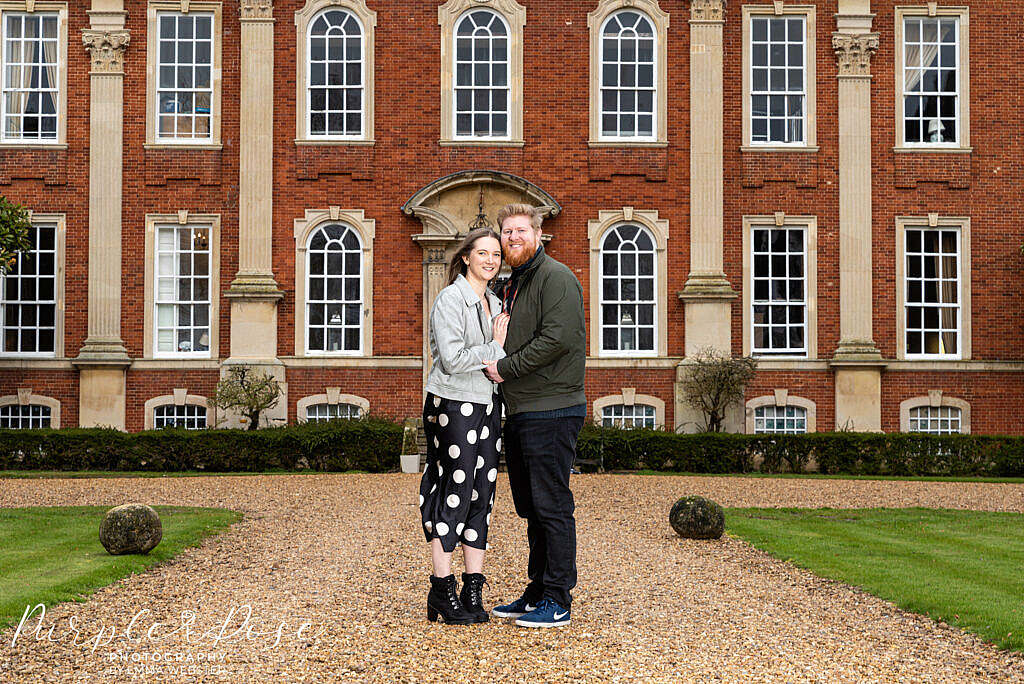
[427,574,475,625]
[460,572,489,623]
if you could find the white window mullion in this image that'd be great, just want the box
[1,11,60,143]
[750,14,806,146]
[751,226,807,356]
[154,224,211,358]
[156,12,214,143]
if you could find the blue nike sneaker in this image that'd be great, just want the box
[514,598,570,628]
[491,594,537,619]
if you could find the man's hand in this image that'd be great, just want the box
[483,360,504,383]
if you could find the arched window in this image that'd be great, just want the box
[599,10,656,140]
[600,223,656,354]
[453,9,509,139]
[307,8,364,138]
[306,402,363,422]
[306,222,363,354]
[753,405,807,434]
[0,403,51,428]
[154,404,207,429]
[908,406,962,434]
[601,403,656,429]
[745,394,816,434]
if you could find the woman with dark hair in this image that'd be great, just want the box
[419,227,509,624]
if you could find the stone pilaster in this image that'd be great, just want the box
[831,2,885,431]
[73,4,131,429]
[221,0,286,429]
[679,0,736,357]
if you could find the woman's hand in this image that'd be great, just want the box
[492,313,510,345]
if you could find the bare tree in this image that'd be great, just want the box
[680,347,757,432]
[0,195,33,274]
[211,365,281,431]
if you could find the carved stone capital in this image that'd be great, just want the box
[832,32,879,77]
[239,0,273,20]
[82,30,130,74]
[690,0,725,22]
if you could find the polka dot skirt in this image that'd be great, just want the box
[419,391,501,552]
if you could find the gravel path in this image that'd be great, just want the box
[2,474,1023,682]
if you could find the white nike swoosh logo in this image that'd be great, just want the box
[525,604,535,611]
[553,611,567,620]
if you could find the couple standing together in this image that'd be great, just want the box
[418,203,586,628]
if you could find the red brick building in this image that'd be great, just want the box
[0,0,1020,436]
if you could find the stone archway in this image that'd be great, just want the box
[401,170,561,382]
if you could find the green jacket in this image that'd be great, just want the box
[496,248,586,415]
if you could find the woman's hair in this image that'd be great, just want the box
[446,228,502,286]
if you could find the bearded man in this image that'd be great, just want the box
[483,203,586,629]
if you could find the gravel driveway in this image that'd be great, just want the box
[2,474,1023,682]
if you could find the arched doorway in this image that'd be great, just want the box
[401,170,561,383]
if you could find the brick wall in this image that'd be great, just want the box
[0,1,1020,434]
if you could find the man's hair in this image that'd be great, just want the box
[496,203,543,232]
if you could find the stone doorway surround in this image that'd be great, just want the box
[401,170,560,385]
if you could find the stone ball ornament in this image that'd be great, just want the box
[670,495,725,540]
[99,503,163,555]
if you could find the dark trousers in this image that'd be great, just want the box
[504,414,583,608]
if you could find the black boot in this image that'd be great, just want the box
[427,574,475,625]
[460,572,489,623]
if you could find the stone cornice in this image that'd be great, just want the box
[690,0,725,23]
[832,32,879,77]
[240,0,273,20]
[81,29,130,74]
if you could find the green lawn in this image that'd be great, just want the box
[726,507,1024,652]
[0,505,241,629]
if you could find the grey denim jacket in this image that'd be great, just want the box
[424,274,506,404]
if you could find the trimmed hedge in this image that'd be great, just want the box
[2,420,1023,477]
[575,425,1024,477]
[0,417,403,473]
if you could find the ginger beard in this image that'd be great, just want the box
[501,218,540,268]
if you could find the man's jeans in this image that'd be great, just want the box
[504,414,584,608]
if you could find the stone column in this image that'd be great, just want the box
[222,0,286,428]
[674,0,740,433]
[73,3,131,429]
[831,1,885,430]
[679,0,736,356]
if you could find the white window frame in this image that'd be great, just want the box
[894,6,970,151]
[0,213,65,358]
[296,391,369,423]
[895,216,971,361]
[596,9,658,143]
[143,212,221,360]
[145,1,223,149]
[293,208,375,357]
[587,0,668,147]
[597,222,658,357]
[438,0,525,147]
[144,391,213,430]
[745,393,817,433]
[450,8,511,142]
[154,403,207,429]
[741,214,818,359]
[741,4,817,149]
[304,221,364,356]
[593,390,665,429]
[295,0,377,145]
[899,392,970,433]
[588,208,668,358]
[0,3,67,147]
[0,389,60,427]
